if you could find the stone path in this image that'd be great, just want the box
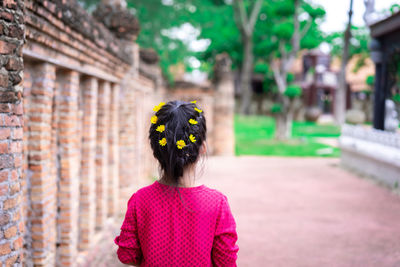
[201,156,400,267]
[108,156,400,266]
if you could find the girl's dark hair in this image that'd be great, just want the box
[149,100,207,186]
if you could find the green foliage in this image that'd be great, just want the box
[366,75,375,86]
[271,103,283,114]
[254,63,269,74]
[291,121,341,137]
[303,5,326,18]
[326,26,370,72]
[286,72,295,83]
[195,2,241,69]
[390,4,400,14]
[202,0,325,76]
[79,0,325,85]
[393,94,400,103]
[263,75,277,94]
[234,115,341,157]
[273,1,295,17]
[284,84,302,99]
[272,21,294,40]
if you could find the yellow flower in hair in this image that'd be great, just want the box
[156,125,165,133]
[176,140,186,149]
[151,115,158,124]
[159,138,167,146]
[153,102,166,112]
[189,119,198,125]
[194,107,203,113]
[191,100,197,104]
[189,134,196,143]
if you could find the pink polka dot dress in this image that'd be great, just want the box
[114,180,239,266]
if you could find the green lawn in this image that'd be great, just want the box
[234,115,341,157]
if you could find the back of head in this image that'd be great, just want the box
[148,100,207,186]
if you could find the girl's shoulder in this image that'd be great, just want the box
[130,181,228,202]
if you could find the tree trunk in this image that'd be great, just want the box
[240,37,254,114]
[272,0,301,140]
[276,113,287,141]
[285,100,295,139]
[335,0,353,125]
[275,95,293,140]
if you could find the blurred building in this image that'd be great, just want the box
[340,11,400,191]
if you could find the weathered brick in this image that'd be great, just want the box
[18,220,23,232]
[5,254,18,266]
[0,91,17,103]
[13,236,23,249]
[0,103,11,112]
[8,25,23,39]
[3,196,19,210]
[0,40,16,55]
[11,128,22,139]
[0,11,13,22]
[0,72,8,87]
[3,115,20,126]
[0,154,13,168]
[3,0,18,9]
[9,141,21,153]
[4,226,17,239]
[5,58,23,71]
[12,210,20,222]
[0,183,7,195]
[9,72,21,85]
[0,170,8,182]
[10,170,17,181]
[0,213,10,225]
[0,142,8,153]
[0,242,11,256]
[0,128,11,139]
[14,154,22,167]
[9,181,19,195]
[12,103,23,115]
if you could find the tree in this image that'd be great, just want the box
[325,26,370,74]
[232,0,263,114]
[335,0,354,125]
[257,0,325,139]
[80,0,201,83]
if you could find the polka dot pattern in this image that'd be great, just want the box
[114,181,239,266]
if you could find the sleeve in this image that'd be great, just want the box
[211,195,239,267]
[114,193,143,265]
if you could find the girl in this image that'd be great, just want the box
[114,100,239,266]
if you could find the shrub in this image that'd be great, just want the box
[393,94,400,103]
[366,75,375,86]
[284,84,302,99]
[271,103,283,114]
[254,63,269,74]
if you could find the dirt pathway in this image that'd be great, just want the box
[201,156,400,267]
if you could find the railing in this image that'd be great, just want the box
[339,124,400,187]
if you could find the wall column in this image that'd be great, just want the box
[108,84,119,218]
[96,81,110,228]
[79,77,98,250]
[27,63,57,266]
[56,70,80,266]
[213,54,235,156]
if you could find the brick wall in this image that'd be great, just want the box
[0,0,25,266]
[18,1,167,265]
